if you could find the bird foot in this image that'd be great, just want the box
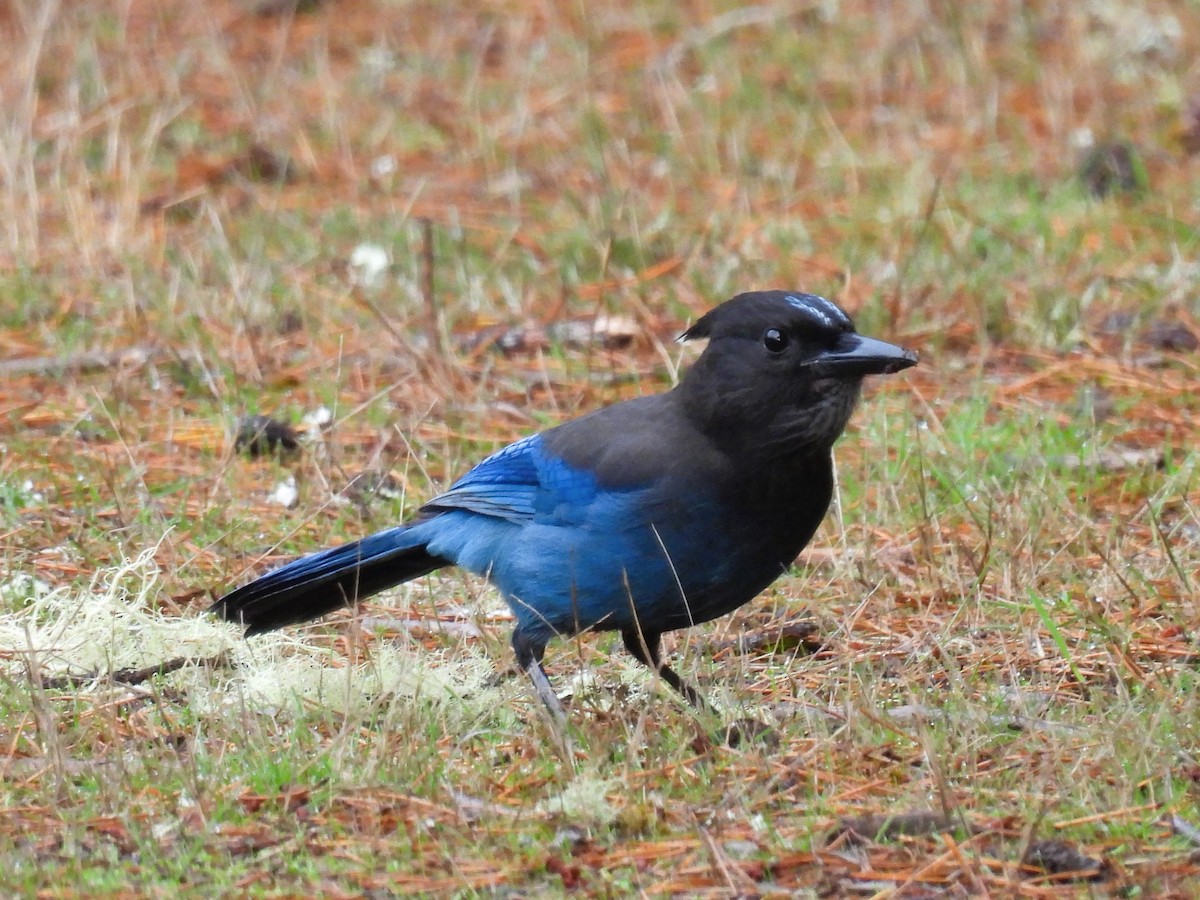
[524,658,578,768]
[720,717,778,749]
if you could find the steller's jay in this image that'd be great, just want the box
[211,291,917,743]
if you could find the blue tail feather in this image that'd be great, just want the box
[210,524,450,635]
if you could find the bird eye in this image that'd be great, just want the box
[763,328,789,353]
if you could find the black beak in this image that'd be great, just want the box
[808,334,919,377]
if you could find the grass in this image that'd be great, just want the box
[2,0,1199,895]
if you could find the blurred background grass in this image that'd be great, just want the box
[1,1,1198,894]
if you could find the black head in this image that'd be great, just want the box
[677,291,917,459]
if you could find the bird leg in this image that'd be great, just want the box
[621,628,771,748]
[621,628,712,713]
[511,628,575,764]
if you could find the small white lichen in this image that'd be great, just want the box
[268,476,299,508]
[348,243,390,289]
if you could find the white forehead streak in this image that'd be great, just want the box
[786,293,848,329]
[816,295,851,327]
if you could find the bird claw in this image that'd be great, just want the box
[544,715,578,768]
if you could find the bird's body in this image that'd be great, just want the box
[211,291,916,735]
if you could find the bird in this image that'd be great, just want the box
[210,291,917,744]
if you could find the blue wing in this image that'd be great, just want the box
[421,433,600,525]
[411,411,787,644]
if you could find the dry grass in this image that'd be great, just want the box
[2,0,1200,895]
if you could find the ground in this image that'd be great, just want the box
[1,1,1200,896]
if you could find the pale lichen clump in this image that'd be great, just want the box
[0,549,510,729]
[536,774,620,827]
